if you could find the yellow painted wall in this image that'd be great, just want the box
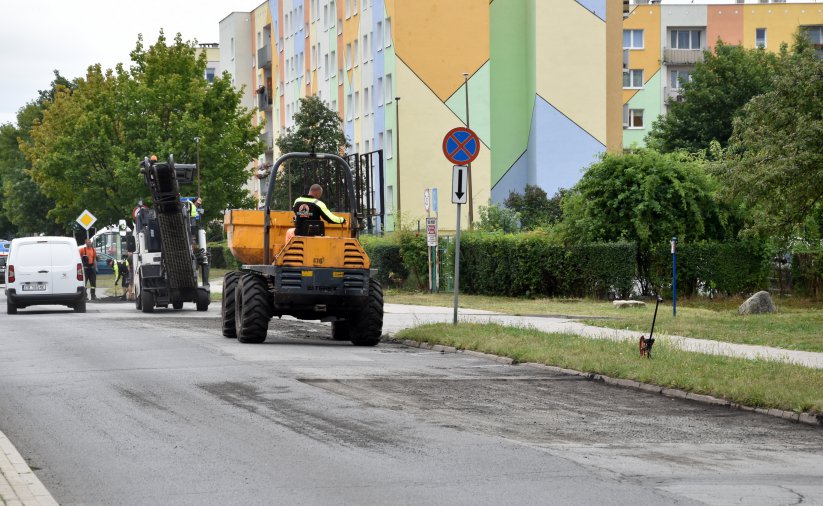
[392,0,489,102]
[534,1,607,144]
[622,5,661,105]
[743,4,823,50]
[396,59,490,232]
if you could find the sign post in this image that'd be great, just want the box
[432,188,439,291]
[76,209,97,240]
[671,236,677,318]
[443,128,479,325]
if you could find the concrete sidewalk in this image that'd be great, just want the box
[0,433,57,506]
[381,303,823,369]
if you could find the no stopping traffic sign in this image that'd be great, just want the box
[442,127,480,165]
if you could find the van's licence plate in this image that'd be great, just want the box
[22,283,47,291]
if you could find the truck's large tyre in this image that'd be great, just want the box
[331,321,351,341]
[172,300,183,310]
[348,278,383,346]
[221,271,240,338]
[135,288,142,310]
[141,290,155,313]
[196,288,210,312]
[235,273,270,344]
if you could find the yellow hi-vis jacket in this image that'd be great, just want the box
[292,196,345,224]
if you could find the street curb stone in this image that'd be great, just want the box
[0,432,58,506]
[396,338,822,428]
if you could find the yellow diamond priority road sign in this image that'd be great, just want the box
[76,209,97,230]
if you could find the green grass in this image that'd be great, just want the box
[398,323,823,414]
[386,290,823,352]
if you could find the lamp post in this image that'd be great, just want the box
[463,72,473,229]
[194,136,201,198]
[395,96,401,230]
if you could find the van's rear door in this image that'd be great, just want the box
[14,241,54,295]
[49,241,79,295]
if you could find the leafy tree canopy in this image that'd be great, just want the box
[21,31,260,229]
[560,149,737,249]
[477,202,521,233]
[646,41,779,153]
[504,184,565,230]
[716,33,823,241]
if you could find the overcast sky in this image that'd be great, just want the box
[0,0,263,126]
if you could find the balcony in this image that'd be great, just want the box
[663,47,704,65]
[257,87,273,111]
[257,44,272,68]
[259,132,274,152]
[663,86,685,103]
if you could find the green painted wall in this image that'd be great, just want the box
[490,0,532,186]
[622,69,662,148]
[445,60,491,146]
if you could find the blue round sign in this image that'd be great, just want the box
[443,127,480,165]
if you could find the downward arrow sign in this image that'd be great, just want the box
[455,170,464,199]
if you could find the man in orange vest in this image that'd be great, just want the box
[79,239,97,300]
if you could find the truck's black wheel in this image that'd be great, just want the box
[331,321,351,341]
[235,273,270,344]
[141,290,155,313]
[221,271,240,338]
[196,288,210,312]
[135,288,142,310]
[172,300,184,310]
[348,278,383,346]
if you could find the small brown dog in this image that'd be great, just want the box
[639,336,654,358]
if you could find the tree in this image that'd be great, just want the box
[0,72,74,237]
[716,33,823,240]
[504,184,564,230]
[270,95,349,210]
[21,32,261,229]
[477,202,521,233]
[646,41,779,153]
[560,149,737,292]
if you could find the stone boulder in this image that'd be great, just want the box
[613,300,646,309]
[738,291,776,315]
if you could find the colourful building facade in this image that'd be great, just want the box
[222,0,624,231]
[623,2,823,149]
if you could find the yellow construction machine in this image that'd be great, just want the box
[222,152,383,345]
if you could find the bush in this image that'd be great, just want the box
[458,232,636,298]
[361,235,408,287]
[208,242,242,270]
[649,241,773,297]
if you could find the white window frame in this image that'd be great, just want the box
[376,21,383,50]
[623,29,643,50]
[623,69,643,89]
[386,129,393,158]
[670,29,702,50]
[670,69,692,90]
[385,18,392,47]
[756,27,767,48]
[385,73,393,104]
[627,108,644,129]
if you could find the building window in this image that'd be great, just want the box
[354,39,359,67]
[623,69,643,89]
[205,67,216,83]
[376,21,383,49]
[670,29,701,50]
[627,109,644,129]
[346,43,352,69]
[623,29,643,49]
[385,73,393,103]
[386,185,393,214]
[804,26,823,58]
[345,0,350,18]
[354,91,360,118]
[377,77,384,105]
[385,18,392,47]
[670,69,692,89]
[338,19,343,36]
[378,132,384,151]
[756,28,767,48]
[364,87,370,115]
[346,93,353,121]
[386,129,393,158]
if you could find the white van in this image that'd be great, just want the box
[5,237,86,314]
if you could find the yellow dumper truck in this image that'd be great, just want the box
[221,152,383,345]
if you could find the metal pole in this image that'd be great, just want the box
[194,137,201,199]
[453,203,462,325]
[463,73,473,229]
[395,96,401,230]
[672,236,677,318]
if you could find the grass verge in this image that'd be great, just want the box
[397,322,823,414]
[386,290,823,352]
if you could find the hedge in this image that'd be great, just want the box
[648,241,773,297]
[208,242,242,270]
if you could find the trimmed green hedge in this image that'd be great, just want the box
[649,241,773,297]
[208,242,242,270]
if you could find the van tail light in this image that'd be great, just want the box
[76,263,84,281]
[7,265,13,283]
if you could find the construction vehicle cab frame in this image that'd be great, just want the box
[221,152,383,345]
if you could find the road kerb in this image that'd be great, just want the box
[395,338,823,428]
[0,432,58,506]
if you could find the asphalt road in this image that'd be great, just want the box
[1,293,822,505]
